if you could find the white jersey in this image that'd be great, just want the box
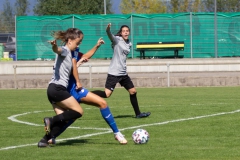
[107,32,132,76]
[49,46,73,88]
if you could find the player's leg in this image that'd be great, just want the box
[91,74,117,98]
[45,88,114,145]
[48,87,91,140]
[41,88,88,147]
[120,75,151,118]
[47,104,75,144]
[81,91,127,144]
[81,92,118,132]
[38,104,75,147]
[52,105,75,138]
[44,84,83,134]
[43,97,83,135]
[46,88,86,143]
[91,89,108,98]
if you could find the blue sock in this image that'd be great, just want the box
[100,106,119,133]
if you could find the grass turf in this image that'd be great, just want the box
[0,87,240,160]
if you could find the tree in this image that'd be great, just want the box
[1,0,15,32]
[179,0,189,12]
[0,14,8,33]
[33,0,113,15]
[170,0,206,13]
[15,0,30,16]
[204,0,240,12]
[171,0,179,13]
[191,0,204,12]
[120,0,166,14]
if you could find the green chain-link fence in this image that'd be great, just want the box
[16,13,240,60]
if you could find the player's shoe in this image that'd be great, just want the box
[37,138,49,148]
[114,132,127,144]
[136,112,151,118]
[43,117,51,135]
[48,138,56,145]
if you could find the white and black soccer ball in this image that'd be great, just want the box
[132,129,149,144]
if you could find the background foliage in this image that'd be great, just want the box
[1,0,240,33]
[33,0,112,15]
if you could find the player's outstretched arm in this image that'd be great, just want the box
[106,23,114,42]
[82,37,105,59]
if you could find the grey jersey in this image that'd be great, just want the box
[107,32,132,76]
[49,46,73,88]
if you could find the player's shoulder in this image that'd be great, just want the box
[71,50,81,59]
[115,36,122,40]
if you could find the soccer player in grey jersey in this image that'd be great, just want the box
[92,23,151,118]
[38,28,89,147]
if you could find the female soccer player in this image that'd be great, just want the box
[38,28,103,146]
[38,42,127,147]
[92,23,151,118]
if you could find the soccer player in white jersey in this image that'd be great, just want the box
[92,23,151,118]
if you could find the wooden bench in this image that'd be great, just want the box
[135,41,184,59]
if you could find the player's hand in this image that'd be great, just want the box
[77,57,89,67]
[106,23,111,31]
[76,81,83,91]
[48,40,61,54]
[48,40,57,46]
[97,37,105,47]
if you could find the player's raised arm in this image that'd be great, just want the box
[81,37,105,59]
[48,40,62,54]
[106,23,115,42]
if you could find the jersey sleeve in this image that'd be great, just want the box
[71,50,79,61]
[60,46,68,56]
[106,30,117,44]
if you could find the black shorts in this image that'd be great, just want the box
[105,74,134,91]
[47,83,71,104]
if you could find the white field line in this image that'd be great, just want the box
[1,109,240,151]
[7,110,111,131]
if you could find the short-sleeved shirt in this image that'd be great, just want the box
[108,33,132,76]
[49,46,72,88]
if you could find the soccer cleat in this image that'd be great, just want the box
[43,117,51,135]
[37,139,49,148]
[136,112,151,118]
[114,132,127,144]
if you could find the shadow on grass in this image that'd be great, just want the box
[56,139,120,146]
[56,139,88,146]
[114,115,134,118]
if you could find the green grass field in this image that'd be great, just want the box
[1,87,240,160]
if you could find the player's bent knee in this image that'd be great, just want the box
[130,90,137,95]
[76,106,84,115]
[99,99,108,109]
[105,93,111,98]
[70,106,84,115]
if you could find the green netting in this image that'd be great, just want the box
[16,13,240,60]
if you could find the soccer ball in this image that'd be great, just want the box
[132,129,149,144]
